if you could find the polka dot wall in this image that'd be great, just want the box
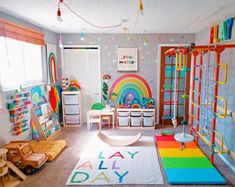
[59,33,194,103]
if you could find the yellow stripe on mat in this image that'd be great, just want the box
[159,148,205,158]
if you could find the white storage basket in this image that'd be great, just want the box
[130,117,141,127]
[63,95,79,104]
[130,111,141,117]
[64,105,80,115]
[143,117,154,127]
[143,111,154,117]
[65,115,80,124]
[118,117,129,126]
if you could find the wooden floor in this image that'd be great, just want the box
[17,124,234,187]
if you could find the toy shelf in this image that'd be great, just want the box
[62,91,81,127]
[117,108,155,129]
[31,103,61,140]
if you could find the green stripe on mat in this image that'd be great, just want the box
[162,157,213,168]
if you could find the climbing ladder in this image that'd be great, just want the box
[189,44,235,164]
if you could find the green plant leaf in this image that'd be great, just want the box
[103,95,108,101]
[102,82,108,91]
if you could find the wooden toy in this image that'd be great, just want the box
[0,148,26,187]
[7,91,31,136]
[4,141,48,175]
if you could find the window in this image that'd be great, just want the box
[0,37,44,90]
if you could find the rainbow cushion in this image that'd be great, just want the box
[155,135,226,185]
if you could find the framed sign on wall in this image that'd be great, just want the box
[117,48,138,71]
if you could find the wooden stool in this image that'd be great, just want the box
[0,159,8,187]
[0,149,8,162]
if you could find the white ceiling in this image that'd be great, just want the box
[0,0,234,34]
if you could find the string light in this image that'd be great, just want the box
[144,38,148,46]
[80,33,85,41]
[57,0,63,22]
[59,32,63,48]
[144,30,148,46]
[57,0,123,29]
[57,0,64,48]
[139,0,144,16]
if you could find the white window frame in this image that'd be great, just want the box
[0,36,46,91]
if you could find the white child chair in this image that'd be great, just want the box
[87,110,102,130]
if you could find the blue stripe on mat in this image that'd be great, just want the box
[165,168,227,184]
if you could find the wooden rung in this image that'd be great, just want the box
[201,103,212,106]
[7,161,27,180]
[217,104,232,117]
[192,102,199,107]
[162,116,172,120]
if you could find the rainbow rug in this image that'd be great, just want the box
[155,135,227,185]
[66,134,163,185]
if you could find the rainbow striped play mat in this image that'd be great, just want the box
[155,135,227,185]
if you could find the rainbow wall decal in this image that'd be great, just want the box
[48,52,57,83]
[110,74,152,106]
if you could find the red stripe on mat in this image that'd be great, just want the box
[155,135,175,142]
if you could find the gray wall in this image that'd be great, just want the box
[0,11,57,146]
[195,22,235,170]
[58,33,194,118]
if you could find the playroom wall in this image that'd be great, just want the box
[0,11,57,147]
[56,33,195,121]
[195,19,235,170]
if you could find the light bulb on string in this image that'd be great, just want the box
[80,33,85,41]
[57,0,64,48]
[59,32,63,48]
[57,7,63,22]
[144,38,148,46]
[144,30,148,46]
[139,0,144,16]
[57,0,64,22]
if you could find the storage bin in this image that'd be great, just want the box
[64,105,80,115]
[118,116,129,127]
[118,111,129,117]
[65,115,80,124]
[130,111,141,117]
[143,117,154,127]
[63,95,79,104]
[131,117,141,127]
[143,111,154,117]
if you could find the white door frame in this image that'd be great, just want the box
[61,45,101,125]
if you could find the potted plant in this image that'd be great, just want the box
[102,81,118,109]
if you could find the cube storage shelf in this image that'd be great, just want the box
[62,91,81,127]
[117,108,155,129]
[31,103,61,140]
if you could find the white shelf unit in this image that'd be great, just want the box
[62,91,81,127]
[117,108,155,129]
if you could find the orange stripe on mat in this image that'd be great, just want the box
[156,141,198,149]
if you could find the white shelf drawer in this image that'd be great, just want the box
[118,117,129,126]
[65,115,80,124]
[143,117,154,127]
[130,117,141,127]
[64,105,80,115]
[118,112,129,117]
[63,95,79,104]
[143,111,154,117]
[130,111,141,117]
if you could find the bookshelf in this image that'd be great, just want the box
[31,103,61,140]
